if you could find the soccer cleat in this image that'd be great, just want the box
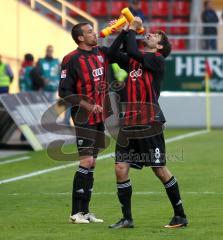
[84,213,104,223]
[109,218,134,229]
[164,215,188,228]
[69,212,90,224]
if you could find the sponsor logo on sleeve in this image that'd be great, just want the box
[61,69,67,78]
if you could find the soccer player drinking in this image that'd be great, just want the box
[108,17,188,229]
[58,23,113,224]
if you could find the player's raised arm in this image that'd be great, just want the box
[126,17,144,62]
[106,22,130,70]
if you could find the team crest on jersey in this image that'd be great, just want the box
[61,69,67,78]
[97,55,104,63]
[78,139,83,146]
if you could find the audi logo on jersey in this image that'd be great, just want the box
[130,68,143,81]
[92,67,104,81]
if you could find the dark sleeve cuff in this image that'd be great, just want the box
[128,29,137,35]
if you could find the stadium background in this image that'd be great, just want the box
[0,1,223,240]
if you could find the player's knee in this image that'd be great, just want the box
[152,167,172,182]
[92,159,96,168]
[115,163,128,179]
[79,156,94,168]
[152,167,166,180]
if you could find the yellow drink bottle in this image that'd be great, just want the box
[99,7,145,38]
[100,16,127,38]
[121,7,145,34]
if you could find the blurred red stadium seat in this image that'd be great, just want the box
[151,1,169,18]
[110,1,128,17]
[69,0,87,16]
[45,12,61,24]
[149,18,167,32]
[170,18,189,34]
[90,1,107,17]
[46,12,56,21]
[170,39,187,50]
[141,0,149,17]
[172,1,190,17]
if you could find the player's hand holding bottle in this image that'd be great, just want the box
[129,17,143,32]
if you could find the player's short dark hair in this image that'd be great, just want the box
[71,22,92,44]
[156,30,172,58]
[130,0,140,4]
[24,53,34,62]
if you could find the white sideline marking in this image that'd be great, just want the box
[165,129,208,144]
[0,156,30,165]
[161,91,223,97]
[0,130,208,185]
[0,153,113,185]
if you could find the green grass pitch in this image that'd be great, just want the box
[0,129,223,240]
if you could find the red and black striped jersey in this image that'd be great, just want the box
[123,53,165,126]
[59,47,112,125]
[107,30,166,126]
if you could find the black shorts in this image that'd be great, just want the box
[75,122,105,158]
[115,126,166,169]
